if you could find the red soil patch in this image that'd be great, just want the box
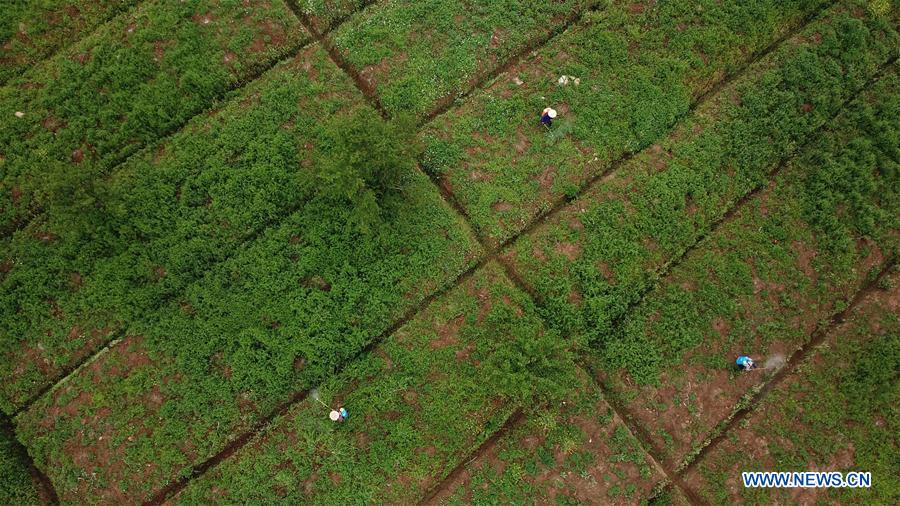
[71,149,84,164]
[535,165,556,191]
[42,115,67,132]
[711,317,730,338]
[432,314,465,349]
[491,201,514,213]
[554,241,581,261]
[514,127,530,154]
[192,12,215,26]
[792,240,818,283]
[249,20,287,53]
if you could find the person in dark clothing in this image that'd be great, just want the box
[540,107,557,128]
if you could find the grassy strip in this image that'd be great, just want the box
[503,1,898,342]
[331,0,599,118]
[173,263,567,504]
[682,270,899,504]
[421,0,834,244]
[0,421,41,506]
[593,70,899,467]
[0,0,308,235]
[431,369,665,505]
[14,162,482,502]
[0,0,138,85]
[0,45,369,414]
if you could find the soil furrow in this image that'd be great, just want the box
[10,5,376,419]
[580,359,708,506]
[284,0,388,119]
[137,5,852,502]
[1,412,58,505]
[418,409,525,505]
[673,259,896,490]
[1,0,370,240]
[418,0,602,126]
[0,1,143,87]
[491,1,836,253]
[141,251,492,504]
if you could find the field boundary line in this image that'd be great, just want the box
[8,2,380,418]
[418,409,525,505]
[481,47,898,506]
[1,412,58,505]
[139,2,841,502]
[675,259,896,498]
[0,0,374,238]
[486,1,835,250]
[419,0,604,125]
[143,252,492,504]
[0,1,144,88]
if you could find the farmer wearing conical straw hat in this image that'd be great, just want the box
[540,107,557,129]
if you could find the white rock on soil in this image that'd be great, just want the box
[14,111,24,118]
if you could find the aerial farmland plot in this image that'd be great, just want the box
[1,0,896,504]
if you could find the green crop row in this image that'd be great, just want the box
[436,368,663,505]
[0,0,308,236]
[504,1,898,345]
[421,0,834,244]
[0,0,138,84]
[595,69,898,467]
[332,0,599,118]
[174,263,574,504]
[15,149,482,502]
[0,45,368,414]
[0,421,40,506]
[683,270,899,504]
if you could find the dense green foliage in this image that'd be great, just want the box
[0,424,39,506]
[333,0,597,117]
[0,0,137,84]
[597,72,898,467]
[422,0,832,243]
[507,3,897,346]
[687,275,899,504]
[4,0,898,503]
[311,109,421,234]
[176,264,575,504]
[0,46,365,413]
[15,149,481,503]
[0,0,306,234]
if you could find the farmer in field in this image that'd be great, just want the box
[736,355,756,371]
[540,107,557,129]
[329,407,348,422]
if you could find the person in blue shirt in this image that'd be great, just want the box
[736,355,755,371]
[540,107,557,128]
[329,407,349,422]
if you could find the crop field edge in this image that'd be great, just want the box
[421,51,899,506]
[4,1,380,419]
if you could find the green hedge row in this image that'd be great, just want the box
[506,1,898,345]
[421,0,833,244]
[597,68,898,467]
